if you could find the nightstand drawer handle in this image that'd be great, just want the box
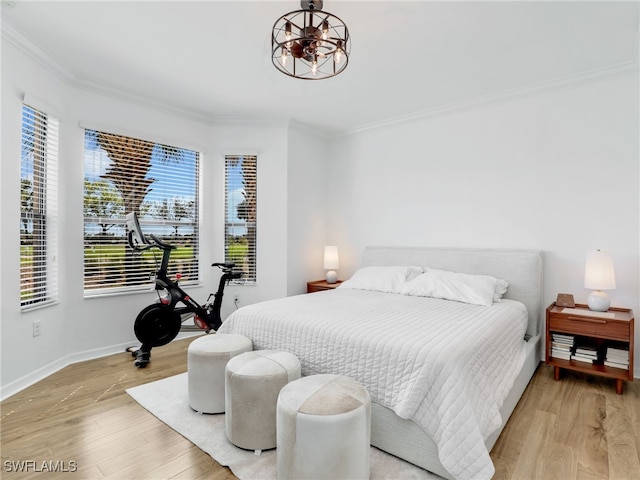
[568,316,607,324]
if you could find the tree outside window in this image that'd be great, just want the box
[83,129,200,294]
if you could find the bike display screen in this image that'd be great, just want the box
[126,212,147,248]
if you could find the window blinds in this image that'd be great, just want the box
[225,155,257,284]
[20,104,59,309]
[83,129,200,294]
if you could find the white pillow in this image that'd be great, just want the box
[493,278,509,302]
[339,266,423,294]
[402,268,508,306]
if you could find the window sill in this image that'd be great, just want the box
[21,300,60,313]
[84,281,203,299]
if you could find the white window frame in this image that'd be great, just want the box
[83,128,201,297]
[224,155,257,284]
[20,104,59,310]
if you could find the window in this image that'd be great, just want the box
[20,104,59,309]
[225,155,257,284]
[83,129,199,295]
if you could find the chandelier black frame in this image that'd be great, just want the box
[272,0,350,80]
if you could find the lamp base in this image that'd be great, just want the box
[326,270,338,284]
[587,290,610,312]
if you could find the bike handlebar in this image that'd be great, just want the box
[126,214,176,252]
[149,233,176,251]
[127,230,146,251]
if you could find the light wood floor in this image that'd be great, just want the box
[1,336,639,479]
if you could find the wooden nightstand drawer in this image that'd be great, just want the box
[548,313,630,341]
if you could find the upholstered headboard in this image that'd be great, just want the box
[361,247,544,338]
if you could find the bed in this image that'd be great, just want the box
[218,247,543,480]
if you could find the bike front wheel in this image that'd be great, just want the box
[134,304,182,348]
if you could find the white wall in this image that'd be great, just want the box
[2,39,74,387]
[1,38,324,398]
[327,74,640,377]
[285,123,330,295]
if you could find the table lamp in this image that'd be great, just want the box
[323,245,340,284]
[584,249,616,312]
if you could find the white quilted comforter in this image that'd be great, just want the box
[218,289,528,479]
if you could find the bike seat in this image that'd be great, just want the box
[212,262,235,268]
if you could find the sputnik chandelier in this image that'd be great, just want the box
[272,0,350,80]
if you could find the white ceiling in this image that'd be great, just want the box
[2,1,638,135]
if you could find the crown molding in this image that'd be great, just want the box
[210,115,290,129]
[1,19,74,83]
[71,77,217,125]
[345,61,640,137]
[288,118,332,139]
[4,17,638,137]
[2,19,239,126]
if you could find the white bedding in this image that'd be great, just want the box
[218,288,529,480]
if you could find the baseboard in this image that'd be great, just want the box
[0,331,201,401]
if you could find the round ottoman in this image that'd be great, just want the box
[225,350,301,452]
[277,374,371,480]
[187,334,252,414]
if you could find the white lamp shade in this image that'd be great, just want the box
[584,250,616,290]
[323,245,340,270]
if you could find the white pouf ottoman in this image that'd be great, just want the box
[277,374,371,480]
[225,350,301,451]
[187,334,252,414]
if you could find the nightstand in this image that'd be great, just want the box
[307,279,342,293]
[546,302,634,394]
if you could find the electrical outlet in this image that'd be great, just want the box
[33,320,41,337]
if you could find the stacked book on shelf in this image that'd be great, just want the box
[605,347,629,369]
[551,333,573,360]
[572,345,598,364]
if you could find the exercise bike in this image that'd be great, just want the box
[125,212,242,368]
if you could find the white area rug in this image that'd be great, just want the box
[126,373,440,479]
